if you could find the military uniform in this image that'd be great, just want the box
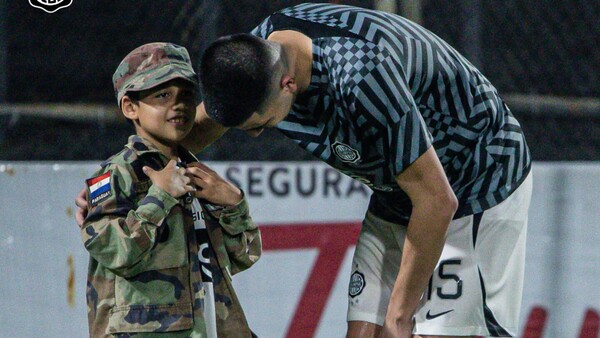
[81,135,261,337]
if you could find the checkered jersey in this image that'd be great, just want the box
[251,3,531,224]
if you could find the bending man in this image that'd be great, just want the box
[193,4,532,337]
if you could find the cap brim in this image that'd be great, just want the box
[117,64,198,103]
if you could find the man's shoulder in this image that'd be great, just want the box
[263,4,367,41]
[276,3,363,18]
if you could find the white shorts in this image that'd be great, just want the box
[347,174,532,337]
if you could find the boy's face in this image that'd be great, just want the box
[123,79,197,148]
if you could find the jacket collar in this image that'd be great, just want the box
[125,135,198,166]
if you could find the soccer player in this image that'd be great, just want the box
[192,4,532,337]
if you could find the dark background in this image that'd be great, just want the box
[1,0,599,161]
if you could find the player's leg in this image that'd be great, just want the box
[345,213,475,338]
[347,325,476,337]
[346,211,405,338]
[413,173,532,336]
[413,336,474,338]
[346,321,381,337]
[471,173,532,335]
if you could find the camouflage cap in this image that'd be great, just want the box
[112,42,198,104]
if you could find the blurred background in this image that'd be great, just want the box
[1,1,600,338]
[0,0,599,161]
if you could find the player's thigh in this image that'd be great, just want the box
[414,335,475,338]
[413,174,532,336]
[346,320,381,338]
[347,212,406,326]
[475,174,532,332]
[412,213,482,335]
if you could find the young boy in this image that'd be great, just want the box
[80,42,261,337]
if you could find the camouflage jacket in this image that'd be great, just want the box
[80,135,261,337]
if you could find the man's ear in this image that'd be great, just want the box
[281,74,297,94]
[121,96,139,121]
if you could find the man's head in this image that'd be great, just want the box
[200,33,297,136]
[113,42,198,106]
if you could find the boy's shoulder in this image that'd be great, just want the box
[91,140,150,184]
[96,147,136,174]
[101,145,139,168]
[86,142,153,208]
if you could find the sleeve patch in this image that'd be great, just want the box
[87,171,112,206]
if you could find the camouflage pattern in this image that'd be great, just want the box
[80,135,261,337]
[213,197,262,276]
[112,42,198,104]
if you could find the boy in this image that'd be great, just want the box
[80,42,260,337]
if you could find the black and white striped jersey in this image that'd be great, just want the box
[251,3,531,224]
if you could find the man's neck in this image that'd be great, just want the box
[268,30,313,95]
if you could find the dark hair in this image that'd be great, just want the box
[125,91,141,102]
[200,33,274,127]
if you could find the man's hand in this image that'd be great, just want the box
[186,161,242,206]
[143,160,196,198]
[75,187,88,227]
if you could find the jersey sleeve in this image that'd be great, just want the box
[81,163,179,277]
[343,39,433,177]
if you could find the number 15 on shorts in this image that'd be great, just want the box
[427,259,463,300]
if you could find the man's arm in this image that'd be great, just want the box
[182,102,229,153]
[383,146,458,337]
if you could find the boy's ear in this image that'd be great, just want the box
[121,96,139,121]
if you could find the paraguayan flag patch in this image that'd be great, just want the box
[87,172,112,206]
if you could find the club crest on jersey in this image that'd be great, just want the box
[348,270,365,298]
[29,0,73,13]
[332,141,361,163]
[86,172,112,206]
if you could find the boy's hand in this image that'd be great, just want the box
[143,160,196,198]
[186,162,242,206]
[75,187,88,227]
